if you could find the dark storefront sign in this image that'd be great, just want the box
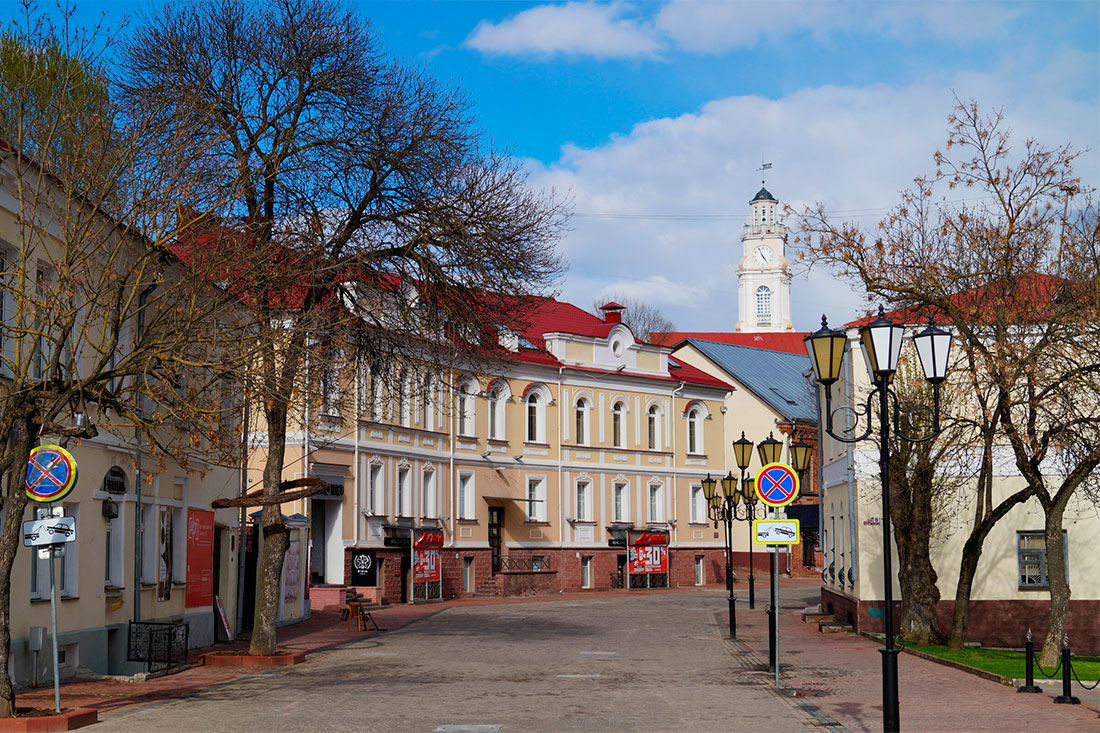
[350,549,378,586]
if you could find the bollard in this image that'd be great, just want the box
[1053,636,1080,705]
[1017,629,1041,693]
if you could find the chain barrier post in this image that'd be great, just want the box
[1017,628,1041,693]
[1053,636,1081,705]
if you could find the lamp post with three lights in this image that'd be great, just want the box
[805,307,952,733]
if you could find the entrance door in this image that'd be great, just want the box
[310,500,325,584]
[400,556,410,604]
[488,506,503,574]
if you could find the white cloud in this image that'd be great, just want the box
[527,78,1099,332]
[465,2,660,58]
[655,0,1024,53]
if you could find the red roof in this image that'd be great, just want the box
[845,273,1078,328]
[651,331,810,355]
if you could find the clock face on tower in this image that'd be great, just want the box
[753,245,772,265]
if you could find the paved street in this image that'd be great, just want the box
[96,589,825,732]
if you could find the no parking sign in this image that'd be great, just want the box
[25,445,79,503]
[754,462,799,508]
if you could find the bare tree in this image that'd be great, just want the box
[797,101,1100,663]
[0,8,246,716]
[591,292,675,341]
[121,0,566,656]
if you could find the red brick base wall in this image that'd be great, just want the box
[821,587,1100,653]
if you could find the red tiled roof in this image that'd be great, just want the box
[651,331,810,355]
[845,273,1078,328]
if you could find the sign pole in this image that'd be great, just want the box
[47,544,62,712]
[771,536,779,688]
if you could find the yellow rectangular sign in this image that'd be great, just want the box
[753,518,801,545]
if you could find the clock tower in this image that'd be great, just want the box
[735,185,792,333]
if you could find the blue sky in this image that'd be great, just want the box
[50,1,1100,331]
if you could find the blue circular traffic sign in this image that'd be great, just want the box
[25,445,79,503]
[755,462,800,507]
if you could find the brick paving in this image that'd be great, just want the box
[15,578,1100,731]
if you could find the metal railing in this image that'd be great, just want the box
[498,555,550,572]
[127,620,189,673]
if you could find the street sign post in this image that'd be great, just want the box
[22,516,77,547]
[753,518,801,545]
[753,465,799,692]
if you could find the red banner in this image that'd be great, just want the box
[413,548,440,582]
[414,529,444,548]
[629,544,668,574]
[185,510,215,607]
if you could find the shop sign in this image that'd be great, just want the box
[351,549,378,586]
[413,529,443,582]
[185,510,215,607]
[628,528,669,574]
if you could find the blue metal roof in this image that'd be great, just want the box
[686,338,817,423]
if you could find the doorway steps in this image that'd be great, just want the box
[801,605,853,634]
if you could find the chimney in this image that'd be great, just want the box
[599,302,625,324]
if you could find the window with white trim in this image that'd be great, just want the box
[756,285,772,325]
[397,467,411,517]
[457,379,477,436]
[581,556,592,589]
[526,476,546,522]
[690,485,705,524]
[525,389,546,442]
[458,472,475,520]
[575,480,591,521]
[368,463,383,515]
[396,368,411,427]
[488,381,508,440]
[574,397,590,445]
[613,482,628,523]
[612,401,626,448]
[420,374,434,430]
[648,484,663,523]
[422,469,436,518]
[369,369,383,422]
[647,405,661,450]
[687,406,703,454]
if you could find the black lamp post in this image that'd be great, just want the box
[805,309,951,733]
[731,432,759,608]
[756,431,783,671]
[701,473,736,639]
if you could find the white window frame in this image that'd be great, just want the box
[420,374,435,430]
[488,381,509,440]
[613,482,628,523]
[422,468,436,518]
[526,476,547,522]
[694,555,705,586]
[647,405,662,450]
[690,484,705,524]
[575,480,591,521]
[397,466,411,517]
[397,368,411,427]
[574,397,590,445]
[368,463,383,515]
[687,407,703,454]
[581,556,592,589]
[756,285,772,325]
[649,484,663,523]
[457,378,477,436]
[612,401,626,448]
[458,472,475,520]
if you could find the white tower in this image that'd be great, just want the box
[735,185,792,333]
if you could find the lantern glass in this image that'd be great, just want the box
[805,316,847,385]
[732,432,754,470]
[757,431,782,465]
[742,477,757,505]
[790,439,813,473]
[701,473,717,502]
[912,320,952,384]
[860,307,905,377]
[720,472,737,500]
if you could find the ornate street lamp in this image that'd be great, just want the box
[702,473,736,639]
[731,432,759,609]
[805,308,951,733]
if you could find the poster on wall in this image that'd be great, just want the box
[628,529,669,574]
[185,510,215,607]
[283,539,300,604]
[351,549,377,586]
[412,529,443,583]
[157,506,173,601]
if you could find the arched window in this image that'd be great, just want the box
[647,405,661,450]
[488,380,509,440]
[612,401,626,448]
[369,369,383,422]
[574,397,590,445]
[525,388,547,443]
[421,374,434,430]
[457,378,477,436]
[687,406,703,454]
[756,286,772,325]
[397,368,411,427]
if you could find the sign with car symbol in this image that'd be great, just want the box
[22,515,77,547]
[753,518,800,546]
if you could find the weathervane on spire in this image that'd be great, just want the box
[757,160,772,186]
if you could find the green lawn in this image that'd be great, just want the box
[905,643,1100,680]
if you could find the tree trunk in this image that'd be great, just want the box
[248,395,292,657]
[890,452,944,645]
[948,532,983,650]
[0,420,38,717]
[1038,499,1071,666]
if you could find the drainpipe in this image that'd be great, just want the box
[236,394,249,635]
[557,365,564,593]
[448,368,455,544]
[354,356,360,543]
[670,381,685,546]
